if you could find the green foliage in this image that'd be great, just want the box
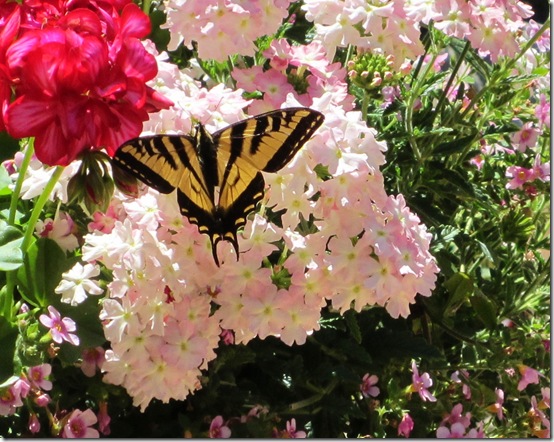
[0,2,549,439]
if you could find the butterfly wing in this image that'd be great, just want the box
[112,108,324,266]
[212,107,324,245]
[112,134,218,232]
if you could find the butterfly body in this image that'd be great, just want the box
[113,107,324,265]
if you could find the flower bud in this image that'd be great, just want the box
[68,151,115,213]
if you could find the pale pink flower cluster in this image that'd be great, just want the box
[76,39,439,408]
[162,0,293,61]
[142,44,252,135]
[233,38,354,115]
[302,0,534,66]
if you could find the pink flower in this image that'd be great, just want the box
[39,306,80,346]
[466,421,485,438]
[398,413,414,437]
[97,401,111,436]
[505,165,535,189]
[35,393,51,408]
[0,378,29,416]
[81,347,105,377]
[517,365,541,391]
[535,93,550,129]
[27,364,53,391]
[35,212,79,252]
[511,121,540,151]
[486,388,505,420]
[209,415,231,438]
[88,205,119,233]
[360,373,380,398]
[441,403,471,428]
[436,422,466,438]
[410,361,437,402]
[62,409,99,438]
[220,329,235,345]
[29,413,41,434]
[530,395,550,438]
[284,418,306,438]
[450,370,471,399]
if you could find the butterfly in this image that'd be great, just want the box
[112,107,325,266]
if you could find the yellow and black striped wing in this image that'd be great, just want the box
[112,135,217,217]
[112,108,324,265]
[213,108,324,214]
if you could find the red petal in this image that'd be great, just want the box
[119,3,150,39]
[0,6,20,59]
[116,38,157,82]
[4,96,55,138]
[59,8,103,36]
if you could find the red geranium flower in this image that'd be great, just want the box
[1,1,172,166]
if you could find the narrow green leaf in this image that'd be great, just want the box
[344,309,362,344]
[470,293,498,330]
[432,134,477,157]
[443,272,474,313]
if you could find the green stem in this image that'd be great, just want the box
[8,139,34,225]
[431,40,471,129]
[405,52,437,163]
[20,166,65,253]
[4,140,36,319]
[142,0,152,14]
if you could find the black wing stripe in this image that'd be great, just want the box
[249,115,270,154]
[229,120,247,157]
[167,136,212,198]
[263,110,324,172]
[113,141,175,194]
[151,137,178,170]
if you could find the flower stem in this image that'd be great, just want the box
[8,139,35,225]
[20,166,65,253]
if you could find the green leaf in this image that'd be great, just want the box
[344,310,362,344]
[470,293,498,330]
[431,133,477,157]
[443,272,474,313]
[0,221,23,271]
[16,237,70,307]
[0,315,17,381]
[0,165,12,196]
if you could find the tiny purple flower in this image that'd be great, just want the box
[39,306,79,346]
[411,361,437,402]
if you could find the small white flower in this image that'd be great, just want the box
[55,263,103,306]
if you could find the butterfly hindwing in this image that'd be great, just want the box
[112,107,324,265]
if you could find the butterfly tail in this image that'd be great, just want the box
[210,234,240,267]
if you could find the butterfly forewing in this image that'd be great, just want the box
[214,108,324,172]
[215,108,324,208]
[113,136,203,194]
